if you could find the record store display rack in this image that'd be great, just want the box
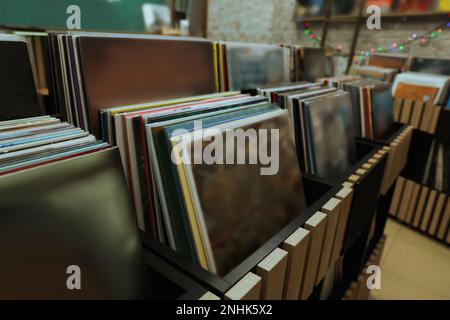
[387,97,450,245]
[0,28,444,300]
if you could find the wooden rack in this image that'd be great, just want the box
[389,177,450,245]
[142,139,390,300]
[387,95,450,245]
[132,111,425,300]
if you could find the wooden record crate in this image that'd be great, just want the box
[342,235,387,300]
[388,177,450,246]
[141,141,388,300]
[141,177,342,300]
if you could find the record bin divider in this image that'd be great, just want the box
[140,140,387,300]
[402,129,434,183]
[341,140,387,254]
[434,109,450,145]
[142,248,215,300]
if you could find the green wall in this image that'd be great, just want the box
[1,0,167,32]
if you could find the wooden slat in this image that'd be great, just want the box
[405,182,421,224]
[225,272,262,300]
[389,177,406,216]
[400,99,413,124]
[256,248,288,300]
[420,190,438,232]
[373,153,383,160]
[428,193,447,236]
[393,97,403,122]
[354,275,368,300]
[362,163,373,170]
[419,101,435,132]
[355,168,367,176]
[411,100,425,129]
[381,143,398,194]
[333,187,354,264]
[397,179,413,221]
[437,199,450,240]
[300,212,327,300]
[342,181,354,188]
[429,106,441,134]
[316,198,341,284]
[282,228,310,300]
[348,174,360,184]
[382,146,395,193]
[199,292,221,300]
[412,186,429,228]
[394,139,405,178]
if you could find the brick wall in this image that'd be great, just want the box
[207,0,450,60]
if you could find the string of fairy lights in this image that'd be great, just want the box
[301,16,450,61]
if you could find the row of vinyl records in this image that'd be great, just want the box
[0,30,334,132]
[344,69,450,107]
[0,117,150,298]
[0,80,385,281]
[0,112,376,299]
[88,77,405,280]
[6,79,413,278]
[2,29,450,136]
[350,53,450,83]
[390,177,450,244]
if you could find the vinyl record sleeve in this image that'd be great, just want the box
[123,95,265,235]
[77,35,217,137]
[225,42,290,91]
[303,92,357,182]
[159,104,278,263]
[0,36,42,121]
[409,57,450,76]
[0,147,149,299]
[172,109,306,276]
[393,72,449,104]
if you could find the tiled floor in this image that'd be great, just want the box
[370,219,450,300]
